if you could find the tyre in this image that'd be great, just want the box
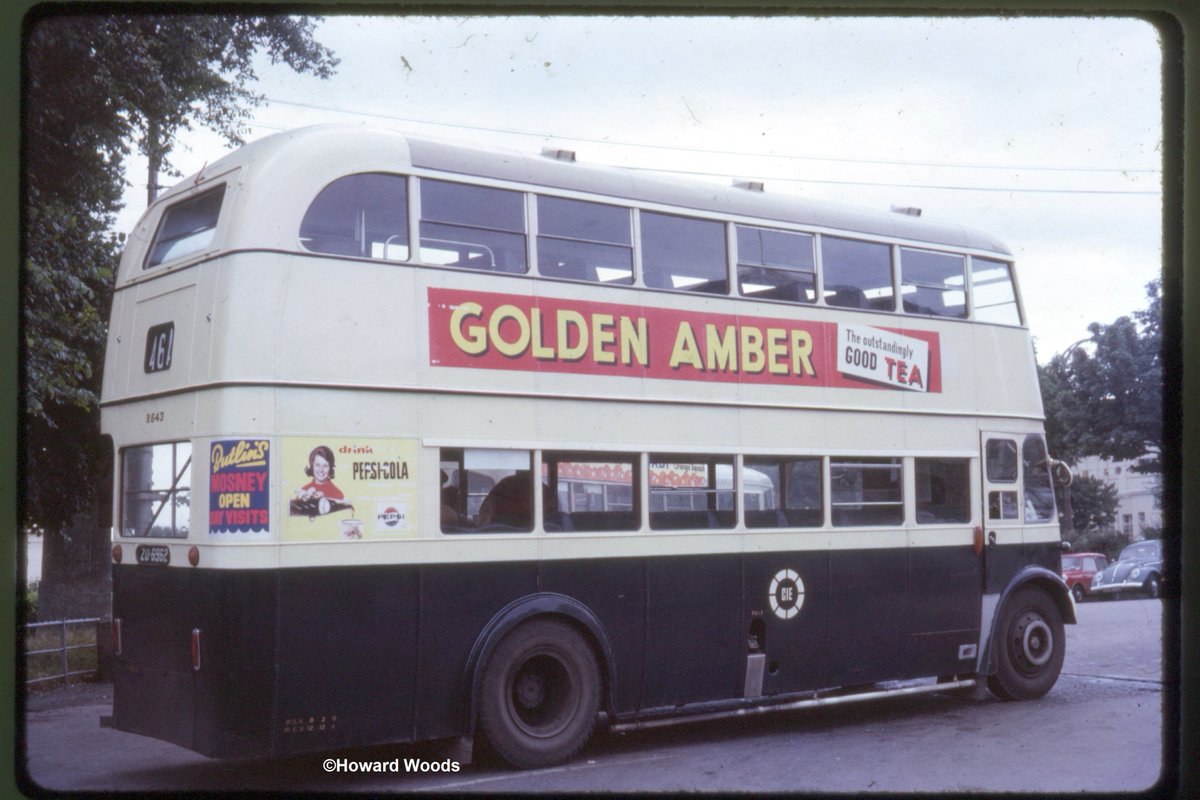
[477,619,601,769]
[1143,574,1161,599]
[986,587,1065,701]
[1071,583,1085,603]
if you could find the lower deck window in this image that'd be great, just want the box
[830,457,903,526]
[915,458,971,523]
[542,452,639,532]
[743,457,823,527]
[440,449,533,533]
[121,442,192,538]
[649,455,735,529]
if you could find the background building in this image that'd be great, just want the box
[1073,455,1162,539]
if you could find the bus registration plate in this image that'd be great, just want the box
[135,545,171,566]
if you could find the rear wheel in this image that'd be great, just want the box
[987,587,1065,701]
[478,619,601,769]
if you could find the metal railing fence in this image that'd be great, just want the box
[25,617,102,685]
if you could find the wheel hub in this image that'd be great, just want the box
[516,672,546,710]
[1018,615,1053,667]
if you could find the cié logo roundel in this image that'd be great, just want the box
[768,569,805,620]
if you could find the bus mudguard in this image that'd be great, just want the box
[463,592,618,726]
[979,565,1075,676]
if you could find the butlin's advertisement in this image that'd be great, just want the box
[281,437,418,541]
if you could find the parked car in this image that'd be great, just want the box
[1061,552,1108,602]
[1090,539,1163,599]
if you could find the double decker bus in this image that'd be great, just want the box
[102,124,1073,768]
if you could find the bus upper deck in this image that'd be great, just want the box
[103,124,1038,425]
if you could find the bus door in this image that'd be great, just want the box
[981,433,1025,594]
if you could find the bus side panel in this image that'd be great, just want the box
[826,547,912,685]
[112,566,279,759]
[193,569,279,758]
[985,543,1029,595]
[413,561,540,741]
[905,544,983,676]
[539,556,647,715]
[1025,541,1063,575]
[640,554,743,710]
[272,565,420,755]
[742,551,831,696]
[112,565,200,752]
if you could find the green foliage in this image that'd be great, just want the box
[1065,527,1131,563]
[1062,474,1119,532]
[25,581,39,622]
[22,13,337,538]
[1039,280,1162,472]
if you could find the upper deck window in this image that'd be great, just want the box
[145,186,226,268]
[300,173,409,260]
[899,248,967,318]
[822,236,894,311]
[641,212,728,295]
[736,226,816,304]
[971,258,1022,325]
[419,179,527,273]
[537,196,633,284]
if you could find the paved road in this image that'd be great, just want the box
[19,598,1173,794]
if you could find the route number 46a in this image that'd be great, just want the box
[144,322,175,374]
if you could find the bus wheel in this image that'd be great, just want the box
[987,587,1065,701]
[478,619,601,769]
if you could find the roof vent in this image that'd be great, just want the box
[541,147,577,162]
[734,180,765,192]
[890,205,922,217]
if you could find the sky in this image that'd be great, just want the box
[116,14,1164,362]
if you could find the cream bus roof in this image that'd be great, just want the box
[145,123,1011,263]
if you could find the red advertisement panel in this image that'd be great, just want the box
[428,287,940,393]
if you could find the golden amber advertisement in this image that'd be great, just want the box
[281,437,418,541]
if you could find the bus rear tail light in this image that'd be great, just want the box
[188,546,200,567]
[973,526,984,556]
[112,544,122,564]
[112,618,123,657]
[191,629,203,671]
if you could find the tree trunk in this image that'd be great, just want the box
[37,508,112,621]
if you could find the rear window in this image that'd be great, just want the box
[145,186,226,268]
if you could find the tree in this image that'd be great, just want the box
[1039,279,1163,473]
[1063,474,1119,533]
[22,13,337,615]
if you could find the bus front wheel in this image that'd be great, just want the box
[987,587,1065,701]
[478,619,601,769]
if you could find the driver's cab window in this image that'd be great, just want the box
[985,438,1019,521]
[1022,435,1056,523]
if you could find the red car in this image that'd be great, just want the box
[1061,552,1109,602]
